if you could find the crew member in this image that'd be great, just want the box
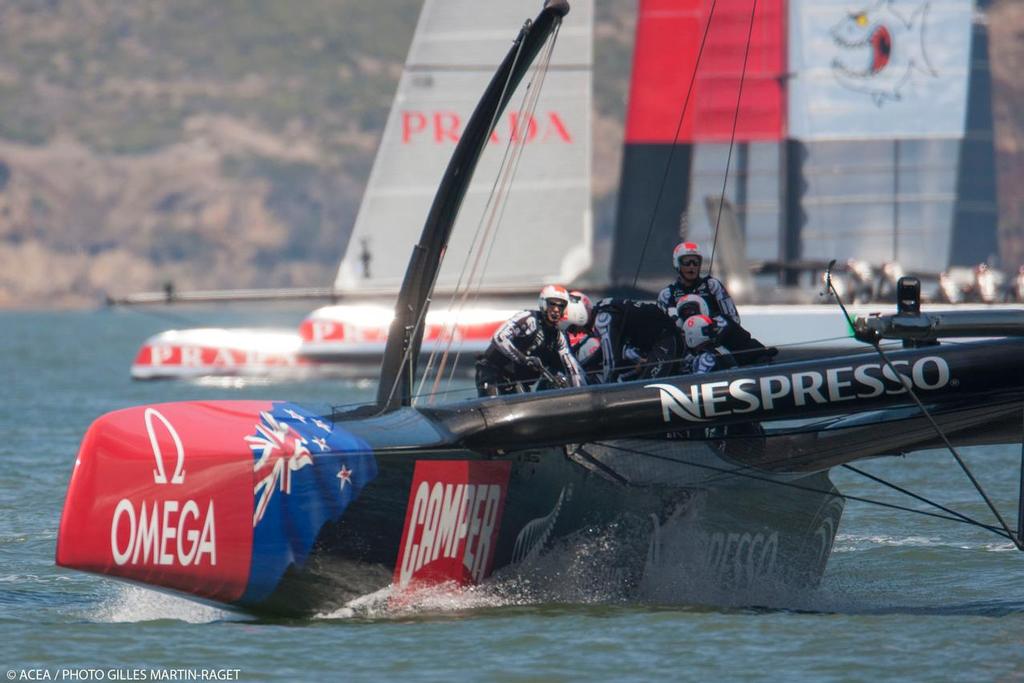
[674,293,709,323]
[475,284,585,397]
[680,314,736,374]
[561,291,603,382]
[575,296,680,383]
[657,241,775,366]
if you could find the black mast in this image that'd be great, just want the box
[375,0,570,411]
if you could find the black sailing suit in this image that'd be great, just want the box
[475,309,584,397]
[657,275,772,366]
[587,298,680,383]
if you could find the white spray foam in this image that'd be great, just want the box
[90,584,247,624]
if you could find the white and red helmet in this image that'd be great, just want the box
[672,241,703,270]
[560,290,593,330]
[682,314,716,348]
[674,294,709,326]
[538,284,570,313]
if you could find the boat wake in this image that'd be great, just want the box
[833,532,1021,554]
[317,520,825,619]
[88,585,247,624]
[88,519,1024,622]
[315,516,1024,620]
[315,582,513,621]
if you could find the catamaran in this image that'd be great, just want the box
[126,0,1003,381]
[58,1,1024,615]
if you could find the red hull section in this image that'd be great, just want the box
[56,401,267,603]
[393,461,511,589]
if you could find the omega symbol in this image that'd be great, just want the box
[144,408,185,485]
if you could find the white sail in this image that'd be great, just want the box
[334,0,594,294]
[788,0,973,140]
[785,0,994,272]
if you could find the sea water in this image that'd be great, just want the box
[2,307,1023,681]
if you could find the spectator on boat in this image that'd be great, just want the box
[657,241,776,366]
[570,296,680,383]
[680,314,736,375]
[475,284,585,397]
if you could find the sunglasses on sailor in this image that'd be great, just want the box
[546,298,567,309]
[679,258,701,267]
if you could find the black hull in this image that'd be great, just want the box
[257,440,844,615]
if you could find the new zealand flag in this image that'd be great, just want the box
[240,401,377,605]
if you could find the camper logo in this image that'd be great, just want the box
[830,0,937,106]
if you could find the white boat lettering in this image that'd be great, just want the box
[213,347,236,367]
[110,499,216,567]
[654,384,706,422]
[144,408,185,485]
[913,356,949,389]
[759,375,790,410]
[150,345,174,366]
[180,345,203,367]
[705,531,778,585]
[826,367,855,402]
[398,481,502,586]
[700,381,730,417]
[881,362,909,395]
[853,363,885,398]
[649,356,952,422]
[466,484,502,582]
[309,320,338,342]
[728,378,759,413]
[792,371,826,406]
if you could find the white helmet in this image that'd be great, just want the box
[674,294,709,327]
[560,290,593,330]
[538,284,570,313]
[683,314,716,349]
[672,241,703,269]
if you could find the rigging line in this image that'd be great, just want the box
[590,439,1012,538]
[708,0,759,277]
[419,22,558,403]
[869,340,1021,547]
[823,263,1022,548]
[628,0,720,291]
[260,422,1012,529]
[414,26,533,403]
[435,28,560,401]
[597,332,857,379]
[820,261,858,332]
[390,18,543,411]
[606,325,897,385]
[841,463,987,529]
[414,333,882,409]
[419,65,540,392]
[333,382,483,415]
[425,66,555,404]
[443,31,560,396]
